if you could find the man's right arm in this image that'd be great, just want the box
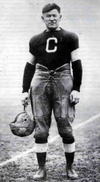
[22,54,36,93]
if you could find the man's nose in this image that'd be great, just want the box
[50,16,54,20]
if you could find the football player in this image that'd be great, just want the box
[22,3,82,180]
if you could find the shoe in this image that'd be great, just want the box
[33,166,46,180]
[66,165,78,180]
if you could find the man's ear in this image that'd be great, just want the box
[60,15,62,20]
[41,16,44,21]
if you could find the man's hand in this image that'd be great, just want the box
[22,92,29,107]
[70,90,80,105]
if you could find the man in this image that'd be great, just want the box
[22,3,82,180]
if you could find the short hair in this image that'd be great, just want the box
[42,3,61,14]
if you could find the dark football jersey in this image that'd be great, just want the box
[29,28,79,70]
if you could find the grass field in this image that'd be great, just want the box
[0,94,100,182]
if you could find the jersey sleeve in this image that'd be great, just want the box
[70,33,79,52]
[29,38,36,56]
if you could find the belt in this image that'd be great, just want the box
[36,63,70,72]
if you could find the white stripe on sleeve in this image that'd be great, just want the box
[27,53,36,65]
[71,48,80,62]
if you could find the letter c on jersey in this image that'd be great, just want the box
[46,37,58,53]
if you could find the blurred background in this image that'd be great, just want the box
[0,0,100,115]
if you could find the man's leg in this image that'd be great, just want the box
[63,139,78,179]
[56,117,78,180]
[30,71,52,180]
[33,140,48,180]
[53,67,78,179]
[31,115,51,180]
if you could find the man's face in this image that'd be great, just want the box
[41,9,62,31]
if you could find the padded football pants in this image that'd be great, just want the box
[30,63,75,144]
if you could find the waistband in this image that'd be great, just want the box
[36,63,70,72]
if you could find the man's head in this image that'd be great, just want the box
[41,3,62,31]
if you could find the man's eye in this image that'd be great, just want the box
[46,15,57,18]
[53,15,57,17]
[46,15,51,18]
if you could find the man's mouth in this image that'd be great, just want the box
[49,22,56,26]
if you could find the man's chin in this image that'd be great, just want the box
[48,26,57,31]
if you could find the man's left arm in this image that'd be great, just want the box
[70,35,83,104]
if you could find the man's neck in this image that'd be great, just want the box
[46,27,61,32]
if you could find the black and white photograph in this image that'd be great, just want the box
[0,0,100,181]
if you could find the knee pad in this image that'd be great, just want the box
[59,131,74,143]
[63,136,75,144]
[35,138,48,144]
[56,117,74,142]
[34,130,48,141]
[34,116,49,141]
